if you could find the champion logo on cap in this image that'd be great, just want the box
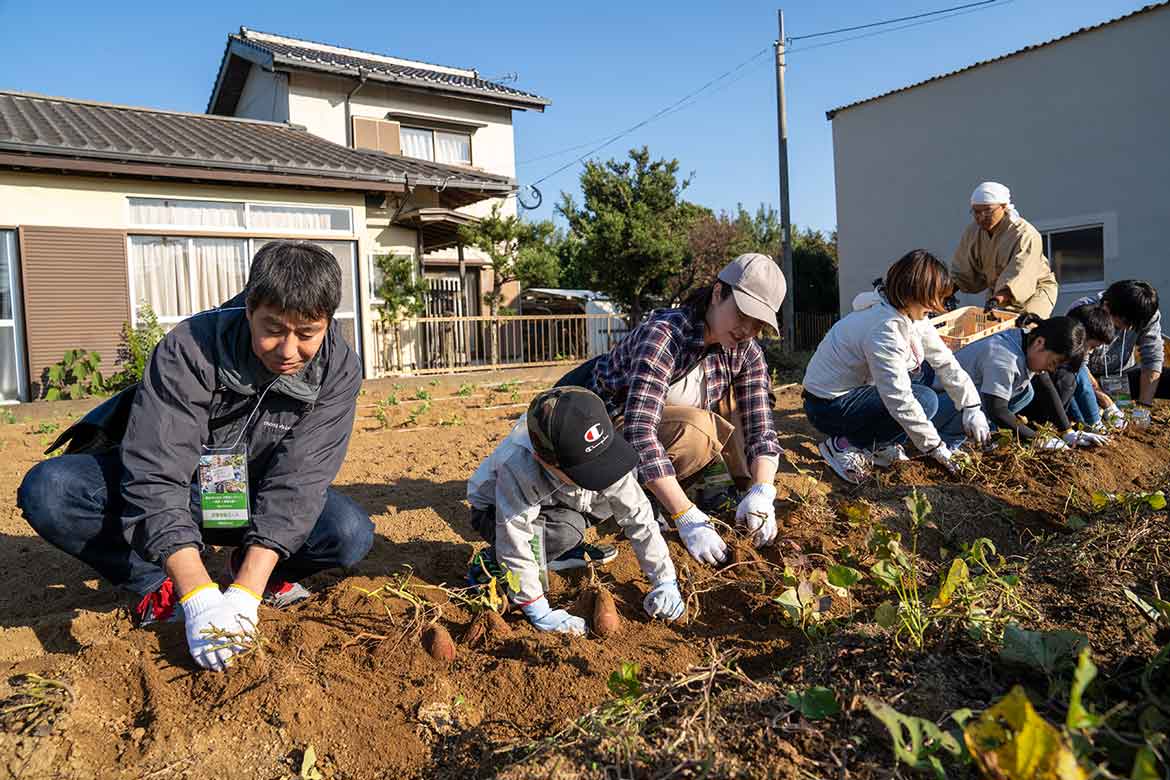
[583,423,603,443]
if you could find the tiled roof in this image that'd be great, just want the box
[0,90,515,201]
[215,28,550,112]
[827,1,1169,118]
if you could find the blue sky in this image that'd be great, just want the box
[0,0,1150,232]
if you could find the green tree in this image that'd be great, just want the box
[734,203,839,314]
[457,203,558,317]
[372,253,428,369]
[558,147,695,326]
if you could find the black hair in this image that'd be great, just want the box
[1102,280,1159,330]
[1018,313,1087,370]
[883,249,954,313]
[1067,303,1116,346]
[682,280,730,321]
[244,241,342,320]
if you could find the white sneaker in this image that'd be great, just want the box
[870,443,909,468]
[818,438,872,484]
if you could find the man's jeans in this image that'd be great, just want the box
[1067,365,1102,424]
[803,382,941,450]
[17,452,374,596]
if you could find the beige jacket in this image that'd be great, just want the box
[951,216,1059,316]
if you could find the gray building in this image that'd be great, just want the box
[827,2,1170,319]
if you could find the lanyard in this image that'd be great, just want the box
[203,380,277,453]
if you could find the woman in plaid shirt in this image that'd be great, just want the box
[558,254,786,566]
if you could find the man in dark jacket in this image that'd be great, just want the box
[18,241,373,672]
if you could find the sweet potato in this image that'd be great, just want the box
[591,587,620,638]
[422,624,456,663]
[462,610,511,648]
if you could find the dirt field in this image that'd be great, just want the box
[0,374,1167,779]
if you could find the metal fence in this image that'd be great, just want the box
[373,313,629,376]
[788,311,838,352]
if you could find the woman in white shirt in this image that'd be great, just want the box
[802,250,990,484]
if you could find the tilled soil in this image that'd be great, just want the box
[0,378,1167,779]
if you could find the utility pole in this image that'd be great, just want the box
[774,9,796,350]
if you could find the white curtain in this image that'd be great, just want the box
[435,131,471,165]
[400,127,434,161]
[249,205,342,232]
[192,238,249,311]
[131,236,190,318]
[129,198,243,228]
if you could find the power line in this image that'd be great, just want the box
[785,0,1013,54]
[787,0,998,42]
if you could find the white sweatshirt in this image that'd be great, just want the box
[802,293,981,453]
[467,416,676,604]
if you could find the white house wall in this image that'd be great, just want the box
[830,7,1170,319]
[235,64,289,123]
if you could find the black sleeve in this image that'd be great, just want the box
[1032,372,1072,431]
[983,393,1037,441]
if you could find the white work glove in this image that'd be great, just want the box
[735,484,778,548]
[1035,435,1068,451]
[675,506,729,566]
[1131,406,1153,428]
[1062,430,1109,448]
[930,442,958,474]
[643,579,685,621]
[1102,403,1128,430]
[521,596,586,636]
[180,583,260,672]
[962,407,991,446]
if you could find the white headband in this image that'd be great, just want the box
[970,181,1019,221]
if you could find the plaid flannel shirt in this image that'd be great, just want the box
[589,307,781,482]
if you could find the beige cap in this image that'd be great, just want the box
[717,253,787,333]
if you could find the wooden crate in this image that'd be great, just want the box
[929,306,1019,351]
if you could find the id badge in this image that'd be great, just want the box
[198,446,250,529]
[1100,374,1131,407]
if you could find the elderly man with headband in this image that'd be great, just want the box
[951,181,1059,317]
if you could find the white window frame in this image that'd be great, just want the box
[1032,211,1116,294]
[126,196,354,237]
[0,230,27,403]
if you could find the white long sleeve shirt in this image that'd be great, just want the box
[467,416,675,604]
[802,293,981,453]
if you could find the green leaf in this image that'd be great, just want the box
[827,564,863,589]
[963,687,1085,780]
[45,388,61,401]
[1123,588,1170,625]
[1090,491,1112,510]
[1067,515,1088,531]
[865,698,962,777]
[1066,647,1100,730]
[788,686,841,720]
[932,558,970,609]
[774,587,804,624]
[300,744,323,780]
[871,560,902,590]
[1144,491,1166,511]
[1000,625,1088,677]
[875,601,899,628]
[1130,747,1161,780]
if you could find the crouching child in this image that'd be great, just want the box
[467,387,684,635]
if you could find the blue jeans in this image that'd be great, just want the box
[17,452,374,596]
[934,383,1036,447]
[804,381,941,450]
[1067,365,1102,425]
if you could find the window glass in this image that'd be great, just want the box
[130,236,191,319]
[434,131,472,165]
[249,204,351,233]
[129,198,244,228]
[401,127,434,161]
[1046,226,1104,284]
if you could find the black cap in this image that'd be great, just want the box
[527,387,639,491]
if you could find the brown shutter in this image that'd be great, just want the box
[19,227,129,398]
[352,117,401,156]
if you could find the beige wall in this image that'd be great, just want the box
[0,171,395,379]
[830,7,1170,319]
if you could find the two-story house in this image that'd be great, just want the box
[206,28,550,323]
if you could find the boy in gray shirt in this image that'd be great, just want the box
[467,387,683,635]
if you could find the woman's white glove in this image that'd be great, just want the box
[1101,403,1128,430]
[1035,436,1068,451]
[643,579,685,621]
[675,506,728,566]
[961,407,991,446]
[521,596,586,635]
[735,484,777,548]
[930,442,958,474]
[180,583,260,672]
[1062,430,1109,448]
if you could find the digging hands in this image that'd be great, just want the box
[930,442,959,474]
[735,484,778,548]
[521,596,586,636]
[962,407,992,446]
[180,583,261,672]
[675,506,728,566]
[1062,430,1110,448]
[643,578,685,621]
[1102,403,1128,430]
